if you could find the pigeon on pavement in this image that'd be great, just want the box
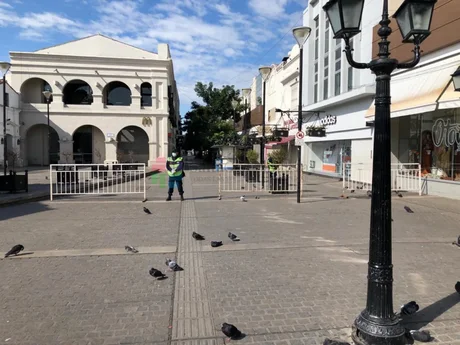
[409,330,433,342]
[452,235,460,247]
[192,232,205,240]
[404,206,414,213]
[228,232,240,241]
[400,301,419,316]
[143,207,152,214]
[211,241,223,248]
[149,268,166,280]
[323,339,350,345]
[4,244,24,258]
[240,195,247,202]
[221,323,242,340]
[165,259,183,271]
[455,281,460,294]
[125,246,139,253]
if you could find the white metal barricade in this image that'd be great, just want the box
[218,163,302,195]
[49,163,146,200]
[343,163,421,195]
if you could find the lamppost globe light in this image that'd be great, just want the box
[451,67,460,92]
[43,90,53,100]
[323,0,365,39]
[259,66,272,81]
[0,62,11,76]
[292,26,312,47]
[242,88,251,98]
[393,0,437,44]
[231,99,238,110]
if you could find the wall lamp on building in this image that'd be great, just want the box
[322,0,436,344]
[451,67,460,92]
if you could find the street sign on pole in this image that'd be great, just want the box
[295,131,304,146]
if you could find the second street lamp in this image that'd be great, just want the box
[259,66,271,189]
[231,99,238,163]
[322,0,436,344]
[43,90,53,166]
[1,61,11,176]
[292,26,311,204]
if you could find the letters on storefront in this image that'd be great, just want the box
[432,118,460,148]
[320,115,337,126]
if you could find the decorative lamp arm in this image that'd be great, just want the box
[344,38,370,70]
[397,45,421,70]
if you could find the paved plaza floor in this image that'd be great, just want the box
[0,161,459,345]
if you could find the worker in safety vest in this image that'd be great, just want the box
[267,156,277,188]
[166,150,185,201]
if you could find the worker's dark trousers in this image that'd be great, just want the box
[168,177,184,196]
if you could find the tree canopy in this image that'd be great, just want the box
[182,82,247,154]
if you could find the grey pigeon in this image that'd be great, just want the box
[149,267,166,279]
[192,232,205,240]
[452,235,460,247]
[221,323,242,339]
[143,207,151,214]
[404,206,414,213]
[228,232,240,241]
[398,193,403,198]
[240,195,247,202]
[211,241,223,248]
[125,246,139,253]
[409,330,433,342]
[218,195,222,200]
[165,258,183,271]
[350,190,355,193]
[323,339,350,345]
[400,301,419,316]
[455,281,460,294]
[5,244,24,258]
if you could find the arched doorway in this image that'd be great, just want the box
[116,126,149,163]
[72,125,106,164]
[26,125,60,166]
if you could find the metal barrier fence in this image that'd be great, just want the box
[49,163,146,200]
[219,164,301,195]
[343,163,421,195]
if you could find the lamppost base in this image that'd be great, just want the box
[352,311,407,345]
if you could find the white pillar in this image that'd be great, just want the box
[104,139,118,164]
[59,140,75,164]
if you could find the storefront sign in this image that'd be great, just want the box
[320,115,337,126]
[432,118,460,147]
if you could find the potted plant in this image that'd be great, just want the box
[244,149,260,182]
[306,125,326,137]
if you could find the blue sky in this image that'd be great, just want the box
[0,0,308,115]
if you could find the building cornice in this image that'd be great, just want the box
[9,52,171,67]
[304,85,376,111]
[280,69,299,85]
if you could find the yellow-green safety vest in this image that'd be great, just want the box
[267,159,277,172]
[167,156,183,177]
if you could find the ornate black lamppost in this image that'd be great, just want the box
[292,26,311,203]
[322,0,436,344]
[1,62,11,175]
[259,66,271,189]
[43,90,53,165]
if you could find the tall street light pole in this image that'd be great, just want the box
[258,66,271,189]
[292,27,311,204]
[231,99,238,164]
[242,88,251,160]
[322,0,436,344]
[1,62,11,176]
[43,91,53,166]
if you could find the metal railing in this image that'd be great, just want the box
[343,163,421,195]
[219,163,301,195]
[49,163,146,200]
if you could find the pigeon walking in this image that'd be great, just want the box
[398,193,403,198]
[409,330,433,342]
[165,258,183,271]
[143,207,152,214]
[192,232,205,240]
[221,323,242,340]
[455,281,460,294]
[149,268,166,280]
[4,244,24,258]
[404,206,414,213]
[218,195,222,200]
[125,246,139,253]
[400,301,419,316]
[211,241,223,248]
[452,235,460,247]
[240,195,247,202]
[228,232,240,241]
[323,339,350,345]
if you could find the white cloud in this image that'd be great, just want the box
[249,0,289,18]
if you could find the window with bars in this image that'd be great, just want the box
[323,18,330,101]
[334,39,342,96]
[314,16,319,103]
[347,39,354,91]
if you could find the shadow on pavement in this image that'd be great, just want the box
[401,292,460,330]
[0,201,53,221]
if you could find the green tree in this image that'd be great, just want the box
[182,82,246,157]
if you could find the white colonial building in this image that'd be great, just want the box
[7,34,180,167]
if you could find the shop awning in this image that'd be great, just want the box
[365,53,460,118]
[265,135,295,148]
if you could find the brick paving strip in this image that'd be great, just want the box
[170,178,221,345]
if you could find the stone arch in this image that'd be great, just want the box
[116,125,149,163]
[103,81,132,106]
[63,79,93,105]
[25,124,60,165]
[20,77,53,103]
[141,82,152,107]
[72,125,106,164]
